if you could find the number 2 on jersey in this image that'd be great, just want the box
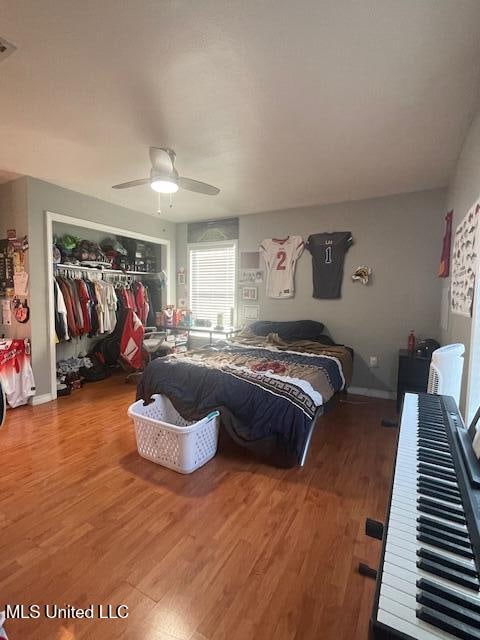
[325,246,332,264]
[276,250,287,270]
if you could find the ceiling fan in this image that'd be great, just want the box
[112,147,220,196]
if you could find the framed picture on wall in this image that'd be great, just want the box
[177,269,186,285]
[241,286,258,301]
[243,305,259,320]
[239,269,263,284]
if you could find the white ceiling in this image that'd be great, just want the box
[1,0,480,222]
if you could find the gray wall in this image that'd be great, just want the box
[177,188,446,392]
[0,177,30,340]
[25,177,175,396]
[441,106,480,412]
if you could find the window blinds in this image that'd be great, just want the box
[189,243,236,327]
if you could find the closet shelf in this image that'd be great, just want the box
[55,264,161,276]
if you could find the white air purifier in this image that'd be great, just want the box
[427,343,465,405]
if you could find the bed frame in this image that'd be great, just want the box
[298,391,343,466]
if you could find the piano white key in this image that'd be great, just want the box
[381,582,416,609]
[396,466,459,487]
[373,393,480,639]
[382,560,480,602]
[386,536,476,567]
[389,505,468,533]
[378,597,458,640]
[392,487,464,511]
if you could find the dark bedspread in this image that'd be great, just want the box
[137,340,350,465]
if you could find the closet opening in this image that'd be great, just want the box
[45,211,171,401]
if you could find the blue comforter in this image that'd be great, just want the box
[136,342,347,464]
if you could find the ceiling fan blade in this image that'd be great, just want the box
[178,176,220,196]
[112,178,151,189]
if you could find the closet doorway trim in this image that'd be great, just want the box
[45,209,171,402]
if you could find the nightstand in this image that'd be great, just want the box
[396,349,432,412]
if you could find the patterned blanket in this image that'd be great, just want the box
[137,340,352,464]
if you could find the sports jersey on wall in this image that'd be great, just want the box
[306,232,353,299]
[260,236,304,299]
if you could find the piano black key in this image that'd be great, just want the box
[417,605,480,640]
[418,448,453,462]
[418,477,461,494]
[417,578,480,614]
[416,548,478,577]
[417,591,480,628]
[418,438,451,452]
[419,424,447,433]
[417,503,466,525]
[417,515,470,542]
[418,496,465,516]
[418,487,463,505]
[418,455,455,470]
[417,558,479,591]
[418,464,459,484]
[419,446,453,460]
[418,424,447,432]
[418,446,452,458]
[419,412,446,421]
[417,483,462,502]
[417,516,469,539]
[417,525,472,549]
[418,433,449,444]
[417,532,475,559]
[418,475,460,493]
[420,406,444,414]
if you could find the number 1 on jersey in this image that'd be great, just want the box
[325,246,332,264]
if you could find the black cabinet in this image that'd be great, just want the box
[397,349,431,412]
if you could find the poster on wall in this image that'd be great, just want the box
[451,200,479,317]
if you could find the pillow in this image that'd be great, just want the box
[249,320,328,342]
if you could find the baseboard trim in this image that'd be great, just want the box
[30,393,55,406]
[348,386,396,400]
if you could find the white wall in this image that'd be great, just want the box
[442,105,480,415]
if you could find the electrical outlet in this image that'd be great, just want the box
[369,355,378,368]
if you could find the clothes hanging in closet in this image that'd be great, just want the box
[131,280,150,326]
[54,275,118,342]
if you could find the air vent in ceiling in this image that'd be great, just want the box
[0,36,17,63]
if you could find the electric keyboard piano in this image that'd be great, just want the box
[371,392,480,640]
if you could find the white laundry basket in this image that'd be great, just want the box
[128,394,220,474]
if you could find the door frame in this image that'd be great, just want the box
[45,210,171,401]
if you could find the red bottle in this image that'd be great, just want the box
[407,330,415,354]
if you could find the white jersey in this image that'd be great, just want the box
[260,236,305,299]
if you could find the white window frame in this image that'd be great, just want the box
[188,240,238,329]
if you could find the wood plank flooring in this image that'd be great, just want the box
[0,376,398,640]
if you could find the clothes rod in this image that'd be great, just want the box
[54,264,161,276]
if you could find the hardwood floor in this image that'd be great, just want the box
[1,376,398,640]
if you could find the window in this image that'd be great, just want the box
[189,241,237,327]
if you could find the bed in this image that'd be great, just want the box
[136,320,353,467]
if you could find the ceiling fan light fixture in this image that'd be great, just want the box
[150,179,179,194]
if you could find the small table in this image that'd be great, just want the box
[155,325,242,349]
